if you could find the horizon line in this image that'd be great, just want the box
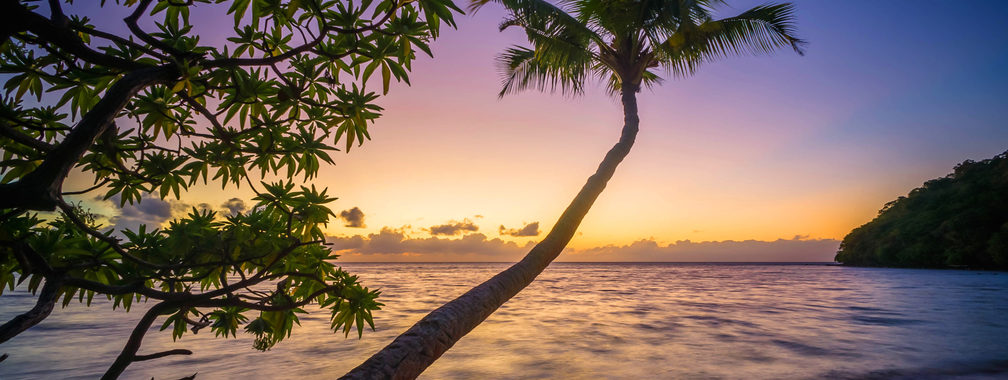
[336,261,841,264]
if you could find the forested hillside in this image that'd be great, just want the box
[835,151,1008,269]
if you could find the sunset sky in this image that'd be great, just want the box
[70,0,1008,262]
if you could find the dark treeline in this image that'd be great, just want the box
[835,150,1008,269]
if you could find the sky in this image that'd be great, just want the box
[65,0,1008,262]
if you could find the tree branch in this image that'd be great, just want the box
[191,285,339,311]
[102,301,175,380]
[176,92,228,140]
[47,0,65,24]
[0,65,177,210]
[203,5,400,69]
[0,120,55,152]
[0,277,64,344]
[7,239,56,277]
[71,24,169,61]
[62,277,185,301]
[6,1,146,71]
[133,349,192,361]
[61,179,110,195]
[123,0,193,59]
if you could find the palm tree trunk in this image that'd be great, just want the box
[341,83,640,379]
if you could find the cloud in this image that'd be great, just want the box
[567,237,841,262]
[107,195,174,232]
[339,207,367,228]
[428,218,479,236]
[499,222,540,237]
[328,228,840,263]
[98,195,238,232]
[221,198,247,215]
[328,227,533,261]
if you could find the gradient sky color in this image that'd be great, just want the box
[67,0,1008,260]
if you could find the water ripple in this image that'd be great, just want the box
[1,263,1007,379]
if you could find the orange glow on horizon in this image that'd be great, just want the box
[66,1,1008,261]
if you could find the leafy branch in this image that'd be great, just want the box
[0,0,462,377]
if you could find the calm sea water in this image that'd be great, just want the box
[2,263,1007,379]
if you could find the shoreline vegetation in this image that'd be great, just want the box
[835,150,1008,270]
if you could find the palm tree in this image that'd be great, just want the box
[342,0,804,378]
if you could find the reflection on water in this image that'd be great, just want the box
[2,263,1007,379]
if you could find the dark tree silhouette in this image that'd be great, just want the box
[836,150,1008,269]
[0,0,460,378]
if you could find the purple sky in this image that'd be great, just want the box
[65,0,1008,261]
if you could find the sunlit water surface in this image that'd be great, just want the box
[2,263,1007,379]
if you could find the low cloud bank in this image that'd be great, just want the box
[89,194,841,263]
[499,222,540,237]
[567,237,840,262]
[327,230,840,263]
[428,219,480,236]
[329,227,532,261]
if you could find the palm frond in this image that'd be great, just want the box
[507,15,598,65]
[710,3,806,55]
[475,0,608,47]
[497,46,590,98]
[477,0,608,97]
[639,0,691,36]
[480,0,804,95]
[655,3,806,77]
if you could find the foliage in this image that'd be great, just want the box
[835,151,1008,269]
[471,0,805,96]
[0,0,460,377]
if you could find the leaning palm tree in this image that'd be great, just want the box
[342,0,804,377]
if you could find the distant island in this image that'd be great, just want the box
[835,151,1008,269]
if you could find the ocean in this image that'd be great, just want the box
[2,263,1007,379]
